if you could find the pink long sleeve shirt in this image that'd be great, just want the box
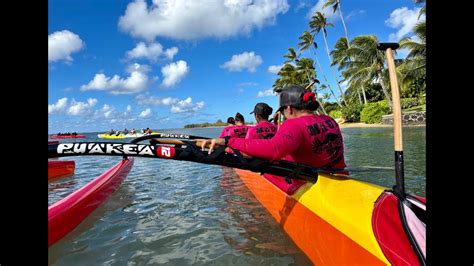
[245,121,277,140]
[228,125,249,138]
[228,114,346,170]
[218,126,234,138]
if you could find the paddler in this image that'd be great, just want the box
[200,85,347,186]
[229,112,248,138]
[218,117,236,138]
[246,102,277,140]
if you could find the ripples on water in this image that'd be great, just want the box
[48,126,425,265]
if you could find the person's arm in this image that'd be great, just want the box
[228,122,302,161]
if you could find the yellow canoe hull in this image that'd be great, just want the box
[97,132,157,139]
[234,169,390,265]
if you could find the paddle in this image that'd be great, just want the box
[377,43,405,197]
[131,132,210,144]
[48,140,321,182]
[378,42,426,265]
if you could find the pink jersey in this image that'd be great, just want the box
[228,114,346,170]
[228,125,249,138]
[245,121,277,140]
[218,126,234,138]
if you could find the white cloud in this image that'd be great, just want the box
[126,105,132,112]
[221,51,262,73]
[118,0,289,41]
[136,94,180,106]
[81,64,150,94]
[257,88,276,97]
[139,108,152,118]
[67,98,98,116]
[49,97,99,116]
[267,64,283,74]
[48,97,68,114]
[170,97,204,114]
[385,7,425,42]
[237,82,258,87]
[306,0,339,21]
[48,30,85,62]
[126,42,178,62]
[161,60,189,88]
[126,63,152,74]
[295,1,307,12]
[345,10,366,21]
[95,104,114,118]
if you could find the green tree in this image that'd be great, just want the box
[323,0,351,48]
[309,11,347,106]
[343,35,394,109]
[398,20,425,96]
[298,31,342,107]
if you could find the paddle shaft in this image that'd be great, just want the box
[383,45,405,197]
[385,48,403,151]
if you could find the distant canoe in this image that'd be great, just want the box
[50,135,86,139]
[97,132,156,139]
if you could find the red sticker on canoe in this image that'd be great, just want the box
[156,146,175,158]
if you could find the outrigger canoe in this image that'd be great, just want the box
[50,135,86,139]
[97,132,156,139]
[48,136,425,264]
[234,169,425,265]
[48,157,134,247]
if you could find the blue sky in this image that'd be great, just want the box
[48,0,424,133]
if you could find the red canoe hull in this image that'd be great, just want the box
[48,160,75,180]
[48,158,134,247]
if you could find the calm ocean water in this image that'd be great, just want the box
[48,126,425,265]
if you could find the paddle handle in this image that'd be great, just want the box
[385,47,403,151]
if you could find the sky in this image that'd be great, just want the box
[48,0,425,133]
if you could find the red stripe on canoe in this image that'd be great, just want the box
[48,158,134,247]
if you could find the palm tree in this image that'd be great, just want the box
[283,48,299,63]
[331,37,367,104]
[415,0,425,19]
[298,31,343,107]
[398,20,426,94]
[323,0,351,48]
[343,35,394,108]
[309,12,347,106]
[296,58,327,114]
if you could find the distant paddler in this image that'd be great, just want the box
[229,112,248,138]
[218,117,236,138]
[246,102,277,140]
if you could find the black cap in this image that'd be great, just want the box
[250,102,273,116]
[276,85,319,113]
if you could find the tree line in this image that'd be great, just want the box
[273,0,425,123]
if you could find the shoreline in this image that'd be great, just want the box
[339,122,425,128]
[185,122,425,129]
[53,123,425,134]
